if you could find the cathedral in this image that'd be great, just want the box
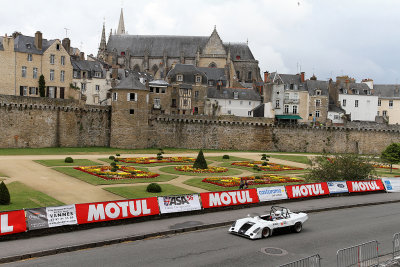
[97,9,262,87]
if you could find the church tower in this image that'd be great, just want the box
[117,8,126,35]
[97,23,107,61]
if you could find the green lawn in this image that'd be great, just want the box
[103,184,195,199]
[376,168,400,177]
[269,155,312,165]
[219,162,308,175]
[53,167,178,185]
[0,182,64,211]
[206,156,251,162]
[98,158,194,166]
[34,159,102,167]
[158,166,243,176]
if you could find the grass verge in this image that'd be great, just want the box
[103,184,195,199]
[98,158,192,166]
[269,155,311,165]
[219,162,308,175]
[206,156,251,162]
[158,166,243,176]
[34,159,102,167]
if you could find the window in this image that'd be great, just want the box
[150,88,154,93]
[161,88,166,93]
[292,105,298,114]
[208,81,214,86]
[284,105,289,114]
[22,66,27,77]
[50,69,54,81]
[129,109,134,115]
[316,99,321,107]
[27,54,32,62]
[82,72,86,79]
[128,93,137,101]
[172,99,177,107]
[29,87,37,95]
[247,71,252,80]
[316,110,320,118]
[48,87,55,98]
[155,87,160,94]
[112,92,118,101]
[50,54,55,64]
[56,44,60,50]
[227,110,231,115]
[33,67,38,79]
[294,92,299,99]
[60,70,65,82]
[194,91,199,98]
[61,56,65,66]
[23,86,28,96]
[195,76,202,83]
[177,74,183,82]
[284,92,289,100]
[154,98,161,109]
[275,99,280,108]
[73,70,78,78]
[248,111,252,116]
[378,99,381,106]
[316,90,321,95]
[81,83,86,92]
[389,100,393,107]
[95,85,100,92]
[383,110,387,117]
[233,92,239,99]
[94,72,101,78]
[334,115,339,120]
[183,99,188,106]
[343,99,346,107]
[355,100,359,107]
[249,101,251,105]
[377,111,380,116]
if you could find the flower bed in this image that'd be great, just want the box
[174,166,228,173]
[74,165,160,180]
[202,175,304,187]
[231,161,303,171]
[372,163,398,169]
[116,157,195,164]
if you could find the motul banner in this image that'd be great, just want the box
[75,198,159,224]
[200,189,259,209]
[286,183,329,199]
[0,210,26,236]
[346,180,385,193]
[158,194,202,214]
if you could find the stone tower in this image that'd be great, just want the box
[116,8,125,35]
[97,23,107,61]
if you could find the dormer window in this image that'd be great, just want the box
[233,91,239,99]
[354,89,359,94]
[177,74,183,82]
[26,43,31,49]
[195,75,202,83]
[56,44,60,50]
[94,72,101,78]
[316,90,321,95]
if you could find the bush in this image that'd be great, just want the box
[193,150,208,169]
[147,183,162,193]
[262,161,268,166]
[116,153,120,156]
[111,167,118,172]
[110,162,117,167]
[0,181,10,205]
[222,155,230,159]
[261,154,270,160]
[109,156,115,160]
[157,152,163,160]
[64,157,74,163]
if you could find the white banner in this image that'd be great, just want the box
[257,186,287,202]
[327,181,349,194]
[46,205,78,227]
[382,178,400,192]
[158,194,202,214]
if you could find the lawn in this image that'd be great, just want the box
[158,166,243,176]
[206,156,251,162]
[98,158,194,166]
[0,182,64,212]
[219,162,308,175]
[34,159,102,167]
[103,184,195,199]
[53,167,178,185]
[375,168,400,177]
[269,155,312,165]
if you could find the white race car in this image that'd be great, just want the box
[229,206,308,239]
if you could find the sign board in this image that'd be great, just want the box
[200,189,259,209]
[346,180,385,193]
[256,186,288,202]
[26,205,78,230]
[327,181,349,194]
[158,194,202,214]
[382,178,400,192]
[286,183,329,199]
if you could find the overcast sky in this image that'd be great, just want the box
[1,0,399,83]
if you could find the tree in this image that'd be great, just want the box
[381,143,400,173]
[39,74,46,97]
[193,149,208,169]
[307,154,375,181]
[0,181,10,205]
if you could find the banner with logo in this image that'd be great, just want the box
[382,178,400,192]
[26,205,78,230]
[158,194,202,214]
[327,181,349,194]
[0,210,26,236]
[257,186,287,202]
[286,183,329,199]
[75,198,160,224]
[26,207,48,230]
[200,189,259,209]
[346,180,385,193]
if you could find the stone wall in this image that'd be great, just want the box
[0,95,110,148]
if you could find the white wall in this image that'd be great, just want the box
[211,98,261,117]
[338,94,378,121]
[327,111,344,124]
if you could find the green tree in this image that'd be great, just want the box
[381,143,400,173]
[193,149,208,169]
[39,74,46,97]
[0,181,10,205]
[307,154,375,181]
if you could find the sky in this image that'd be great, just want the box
[1,0,399,84]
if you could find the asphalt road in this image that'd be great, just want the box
[4,202,400,267]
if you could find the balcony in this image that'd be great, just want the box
[283,98,299,104]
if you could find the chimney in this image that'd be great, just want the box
[300,72,305,82]
[80,52,85,60]
[264,71,269,83]
[34,31,42,50]
[62,38,71,54]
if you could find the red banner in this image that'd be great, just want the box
[286,183,329,199]
[200,189,259,209]
[75,198,160,224]
[346,180,385,193]
[0,210,26,236]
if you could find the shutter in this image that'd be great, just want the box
[19,86,23,96]
[134,93,137,101]
[127,93,130,101]
[46,87,49,97]
[54,87,58,98]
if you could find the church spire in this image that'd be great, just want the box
[117,8,125,35]
[99,22,106,50]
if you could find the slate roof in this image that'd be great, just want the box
[339,82,371,95]
[207,87,261,101]
[197,67,226,81]
[167,64,208,84]
[106,35,255,61]
[13,34,55,54]
[306,80,329,96]
[373,84,400,99]
[71,60,103,72]
[114,73,147,90]
[267,72,304,86]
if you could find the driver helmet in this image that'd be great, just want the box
[274,210,282,217]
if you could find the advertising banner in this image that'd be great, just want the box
[26,205,78,230]
[346,180,385,193]
[382,178,400,192]
[286,183,329,199]
[158,194,202,214]
[327,181,349,194]
[200,189,259,209]
[75,198,159,224]
[256,186,288,202]
[26,207,48,230]
[0,210,26,236]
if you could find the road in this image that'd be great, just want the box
[4,202,400,267]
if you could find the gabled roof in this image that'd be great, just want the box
[207,87,261,101]
[373,84,400,99]
[197,67,226,81]
[13,34,55,54]
[306,80,329,96]
[71,59,103,72]
[114,73,147,90]
[339,82,371,95]
[167,64,208,84]
[267,72,302,85]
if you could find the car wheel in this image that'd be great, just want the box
[293,222,302,233]
[262,227,271,238]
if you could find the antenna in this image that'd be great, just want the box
[64,28,70,38]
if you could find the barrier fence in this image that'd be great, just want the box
[278,254,321,267]
[393,232,400,259]
[336,240,379,267]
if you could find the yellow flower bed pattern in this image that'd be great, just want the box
[202,175,304,187]
[75,165,159,180]
[174,166,228,173]
[116,157,195,164]
[231,161,303,171]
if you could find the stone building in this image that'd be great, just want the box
[373,84,400,124]
[0,31,76,99]
[305,79,329,124]
[148,79,170,115]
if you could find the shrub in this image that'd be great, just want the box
[261,154,270,161]
[109,156,115,160]
[253,165,261,171]
[222,155,230,159]
[0,181,10,205]
[111,167,118,172]
[116,153,120,156]
[147,183,162,193]
[64,157,74,163]
[193,150,208,169]
[157,152,163,160]
[262,161,268,166]
[110,162,117,167]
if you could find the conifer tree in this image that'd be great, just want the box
[39,74,46,97]
[193,149,208,169]
[0,181,10,205]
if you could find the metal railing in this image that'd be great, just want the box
[337,240,379,267]
[393,233,400,259]
[278,254,321,267]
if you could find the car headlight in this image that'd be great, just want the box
[253,227,260,234]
